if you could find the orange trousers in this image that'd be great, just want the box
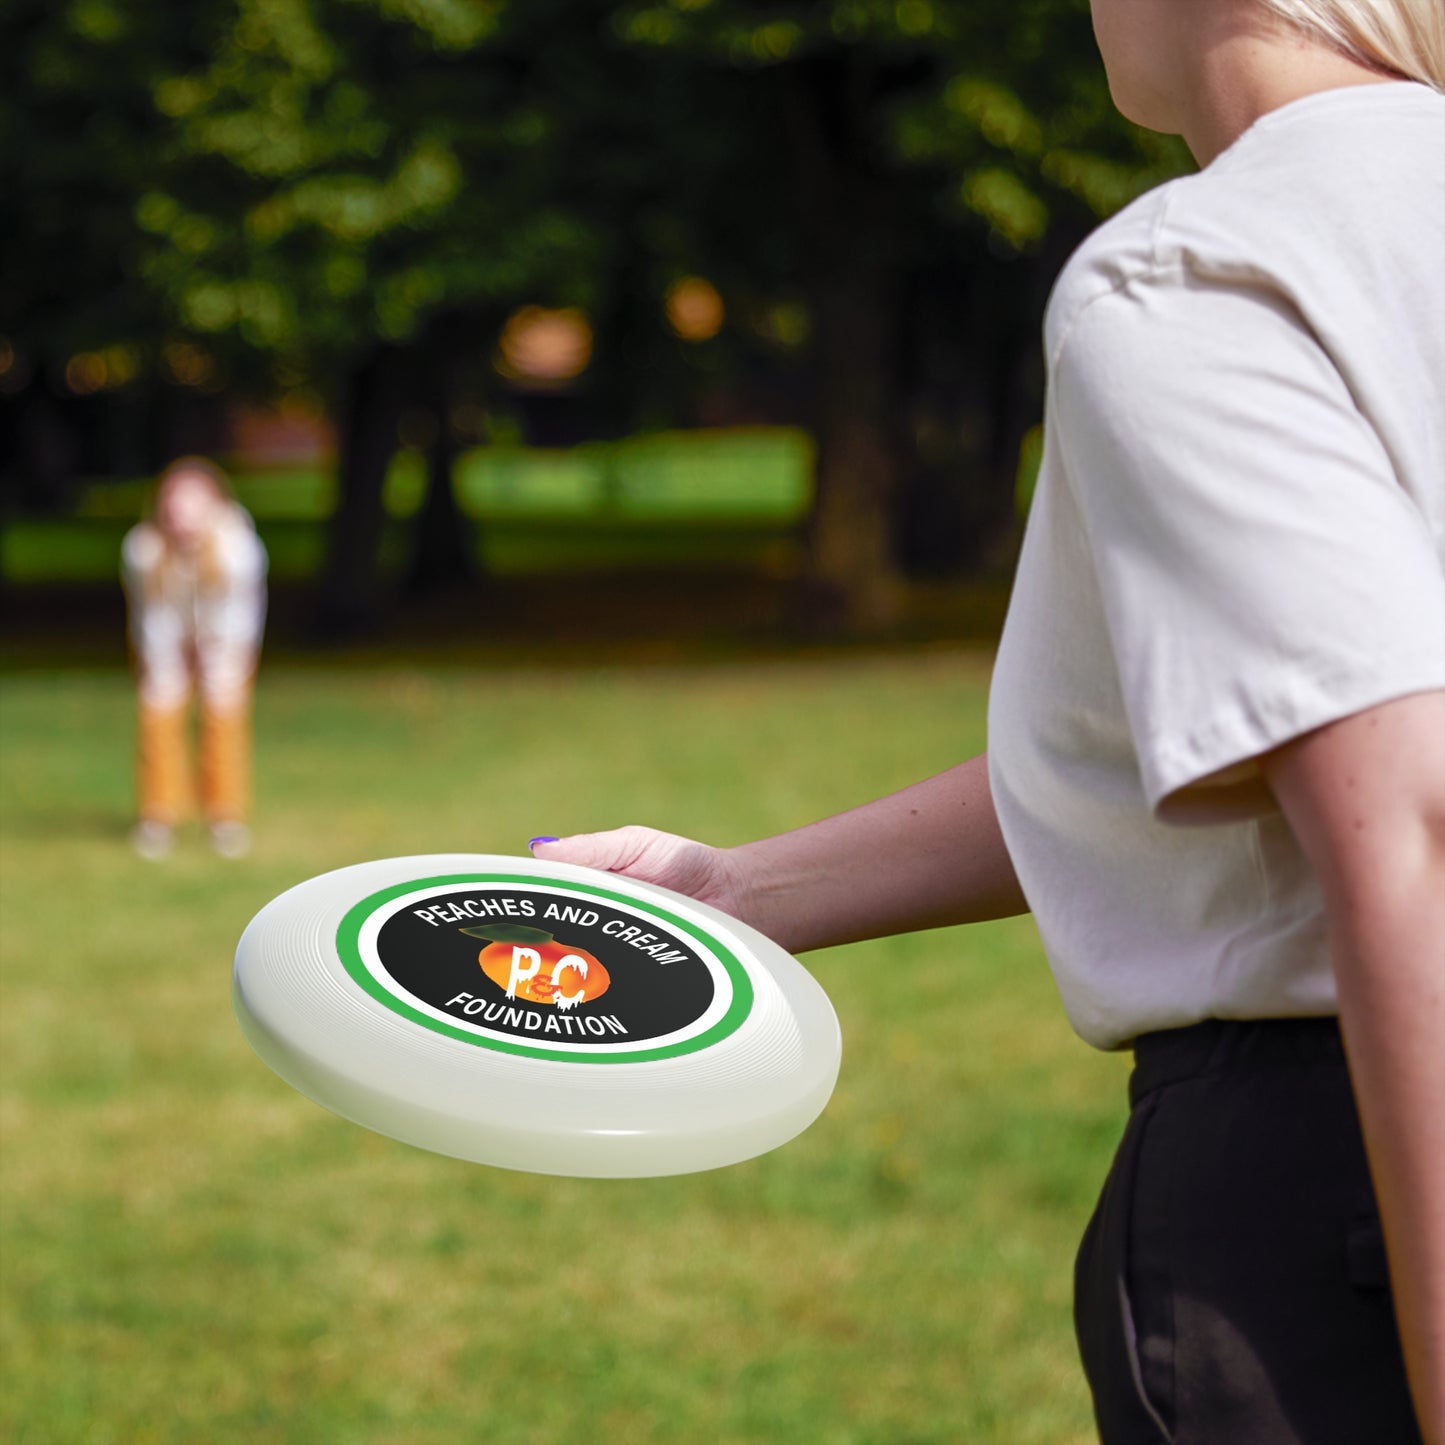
[137,692,252,826]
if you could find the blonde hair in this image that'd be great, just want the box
[155,455,233,506]
[1257,0,1445,89]
[150,456,238,593]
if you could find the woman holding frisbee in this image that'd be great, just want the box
[123,457,268,860]
[534,1,1445,1439]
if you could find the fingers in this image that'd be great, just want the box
[528,827,744,919]
[530,826,658,875]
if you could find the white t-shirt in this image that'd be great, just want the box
[988,82,1445,1051]
[122,502,268,709]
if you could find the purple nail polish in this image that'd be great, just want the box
[528,836,559,850]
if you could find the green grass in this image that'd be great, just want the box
[0,654,1127,1444]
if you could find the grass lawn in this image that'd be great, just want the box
[0,653,1127,1444]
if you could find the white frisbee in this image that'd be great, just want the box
[233,854,841,1177]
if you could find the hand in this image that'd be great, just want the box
[530,827,756,924]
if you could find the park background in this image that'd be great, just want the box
[2,2,1193,1440]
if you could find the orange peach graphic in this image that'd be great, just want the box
[461,924,610,1009]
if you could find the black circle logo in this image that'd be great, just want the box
[369,883,728,1054]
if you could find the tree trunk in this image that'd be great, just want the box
[314,345,404,641]
[405,356,475,597]
[804,269,905,633]
[8,382,80,513]
[777,56,907,635]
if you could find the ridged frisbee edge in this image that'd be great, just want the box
[231,855,842,1176]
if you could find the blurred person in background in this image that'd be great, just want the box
[122,457,267,860]
[533,0,1445,1441]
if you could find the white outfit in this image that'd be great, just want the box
[988,83,1445,1050]
[122,502,268,710]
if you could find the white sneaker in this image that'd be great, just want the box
[210,821,252,859]
[132,820,174,861]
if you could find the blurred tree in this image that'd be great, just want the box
[607,0,1190,626]
[125,0,776,631]
[0,0,210,508]
[125,0,613,632]
[2,0,1189,632]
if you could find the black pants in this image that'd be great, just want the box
[1074,1018,1422,1445]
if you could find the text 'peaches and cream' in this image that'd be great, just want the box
[410,895,691,965]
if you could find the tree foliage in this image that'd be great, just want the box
[2,0,1191,627]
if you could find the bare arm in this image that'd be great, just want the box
[1262,690,1445,1445]
[730,752,1027,951]
[532,751,1028,954]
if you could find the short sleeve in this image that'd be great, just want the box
[214,506,268,585]
[1053,274,1445,823]
[121,523,163,592]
